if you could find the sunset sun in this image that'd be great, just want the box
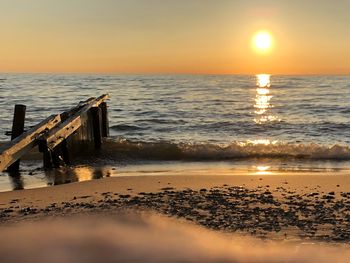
[253,31,273,53]
[1,2,350,260]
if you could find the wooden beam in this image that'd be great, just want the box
[43,115,83,150]
[41,94,109,150]
[0,114,61,172]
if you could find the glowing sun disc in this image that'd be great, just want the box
[253,31,273,52]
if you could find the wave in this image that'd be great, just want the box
[110,124,146,131]
[103,138,350,161]
[2,138,350,162]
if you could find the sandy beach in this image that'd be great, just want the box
[1,170,350,243]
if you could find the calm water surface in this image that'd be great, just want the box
[1,74,350,145]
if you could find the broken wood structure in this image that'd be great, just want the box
[0,94,109,174]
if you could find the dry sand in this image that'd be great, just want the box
[0,170,350,242]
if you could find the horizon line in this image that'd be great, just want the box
[0,71,349,76]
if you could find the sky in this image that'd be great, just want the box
[1,0,350,74]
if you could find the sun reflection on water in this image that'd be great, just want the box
[257,166,270,171]
[246,139,278,146]
[256,74,271,88]
[45,166,111,186]
[254,74,280,124]
[255,165,273,175]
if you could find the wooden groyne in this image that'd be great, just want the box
[0,94,109,174]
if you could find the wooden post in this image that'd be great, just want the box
[51,148,64,168]
[9,173,24,190]
[38,141,53,170]
[7,104,26,174]
[60,139,70,165]
[100,102,109,138]
[90,107,102,150]
[39,140,68,169]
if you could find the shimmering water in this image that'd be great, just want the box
[1,73,350,190]
[1,74,350,146]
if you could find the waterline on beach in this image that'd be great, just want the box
[1,160,350,192]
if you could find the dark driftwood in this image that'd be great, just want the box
[0,114,61,172]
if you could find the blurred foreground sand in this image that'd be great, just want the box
[0,212,349,263]
[0,172,350,262]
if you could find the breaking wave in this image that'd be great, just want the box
[103,138,350,161]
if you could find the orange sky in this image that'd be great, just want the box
[1,0,350,74]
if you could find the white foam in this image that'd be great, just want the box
[105,138,350,160]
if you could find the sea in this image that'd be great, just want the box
[1,73,350,191]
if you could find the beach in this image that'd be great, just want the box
[1,169,350,262]
[1,169,350,243]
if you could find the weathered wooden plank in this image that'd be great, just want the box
[44,115,83,150]
[90,94,109,107]
[42,94,109,150]
[0,114,61,172]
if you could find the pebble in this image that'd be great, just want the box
[1,184,349,243]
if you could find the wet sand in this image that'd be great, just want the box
[1,170,350,243]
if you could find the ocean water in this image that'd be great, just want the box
[1,73,350,190]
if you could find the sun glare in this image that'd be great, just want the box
[253,31,273,53]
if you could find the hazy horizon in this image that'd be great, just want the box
[1,0,350,75]
[1,72,349,76]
